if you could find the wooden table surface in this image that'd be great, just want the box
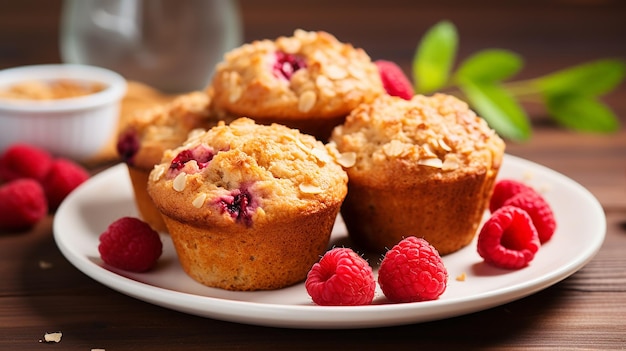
[1,1,625,350]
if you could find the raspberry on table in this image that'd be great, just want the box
[0,179,48,231]
[98,217,163,272]
[0,143,53,182]
[489,179,536,213]
[504,191,556,244]
[375,60,415,100]
[477,206,541,269]
[42,158,90,210]
[378,236,448,303]
[305,247,376,306]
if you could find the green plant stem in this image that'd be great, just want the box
[496,79,546,104]
[499,79,538,96]
[500,78,544,99]
[442,79,546,104]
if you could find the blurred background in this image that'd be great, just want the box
[1,1,624,73]
[0,0,625,121]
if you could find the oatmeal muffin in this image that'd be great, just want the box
[330,94,506,255]
[147,118,348,291]
[116,91,219,232]
[210,29,385,141]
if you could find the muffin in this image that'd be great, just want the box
[209,29,385,141]
[330,94,506,255]
[147,118,348,291]
[116,91,219,232]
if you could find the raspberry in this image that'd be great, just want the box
[378,236,448,303]
[216,188,256,227]
[489,179,536,213]
[504,191,556,244]
[0,143,53,182]
[375,60,414,100]
[169,145,215,172]
[305,247,376,306]
[477,206,540,269]
[42,158,90,210]
[116,129,140,166]
[273,51,307,80]
[0,179,48,231]
[98,217,163,272]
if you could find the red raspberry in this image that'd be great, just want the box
[375,60,414,100]
[216,188,255,227]
[42,158,90,210]
[0,143,53,182]
[477,206,540,269]
[116,128,140,166]
[378,237,448,303]
[273,51,307,80]
[489,179,536,213]
[98,217,163,272]
[0,179,48,231]
[169,145,215,172]
[305,247,376,306]
[504,191,556,244]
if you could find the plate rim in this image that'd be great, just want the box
[53,154,606,329]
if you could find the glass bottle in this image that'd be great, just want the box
[60,0,243,93]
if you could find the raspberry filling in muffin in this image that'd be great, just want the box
[164,144,259,227]
[167,145,216,176]
[273,51,307,80]
[116,129,140,166]
[215,188,257,227]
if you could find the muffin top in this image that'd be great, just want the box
[147,118,349,228]
[330,94,506,186]
[116,91,220,170]
[210,29,384,120]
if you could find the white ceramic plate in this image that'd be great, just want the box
[53,155,606,329]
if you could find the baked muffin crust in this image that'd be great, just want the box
[115,91,220,232]
[330,94,505,254]
[117,91,217,171]
[210,29,385,139]
[148,118,348,226]
[147,118,349,290]
[331,93,504,185]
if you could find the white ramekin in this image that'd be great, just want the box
[0,64,126,160]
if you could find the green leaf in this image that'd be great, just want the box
[413,21,458,94]
[459,80,532,141]
[546,95,620,133]
[454,49,523,83]
[535,59,626,97]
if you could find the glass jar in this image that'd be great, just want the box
[60,0,243,93]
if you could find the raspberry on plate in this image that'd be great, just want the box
[504,191,556,244]
[0,179,48,231]
[305,247,376,306]
[378,236,448,303]
[42,158,90,210]
[477,206,541,269]
[489,179,536,213]
[98,217,163,272]
[375,60,414,100]
[0,143,53,182]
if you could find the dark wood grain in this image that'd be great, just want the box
[1,0,625,350]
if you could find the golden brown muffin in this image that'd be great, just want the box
[210,29,385,141]
[116,91,220,232]
[147,118,349,291]
[329,94,506,255]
